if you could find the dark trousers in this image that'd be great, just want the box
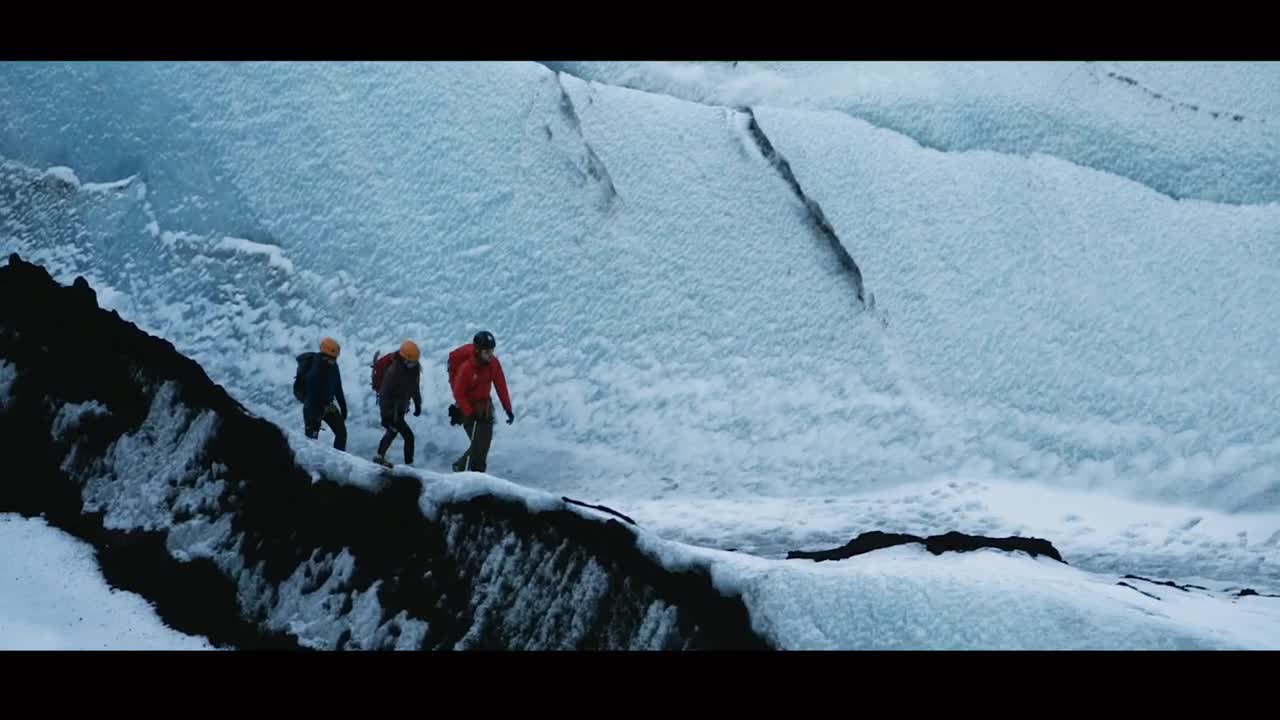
[377,405,415,464]
[304,404,347,451]
[453,406,494,472]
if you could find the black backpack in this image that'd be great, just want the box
[293,352,317,403]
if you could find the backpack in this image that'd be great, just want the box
[293,352,317,403]
[371,350,396,393]
[447,344,471,383]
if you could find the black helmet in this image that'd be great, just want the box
[473,331,496,350]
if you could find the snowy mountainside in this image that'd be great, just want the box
[3,255,1279,649]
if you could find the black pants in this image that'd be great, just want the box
[453,407,494,472]
[377,404,414,464]
[304,404,347,451]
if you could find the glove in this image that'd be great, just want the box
[448,404,461,425]
[506,410,514,425]
[413,403,421,417]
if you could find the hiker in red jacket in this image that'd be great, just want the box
[448,330,513,473]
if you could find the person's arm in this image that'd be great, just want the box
[335,370,348,419]
[452,361,473,417]
[412,368,422,415]
[493,358,514,421]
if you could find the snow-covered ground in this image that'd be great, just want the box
[0,514,214,650]
[712,541,1280,650]
[628,478,1280,593]
[294,439,1280,649]
[544,61,1280,204]
[2,61,1278,645]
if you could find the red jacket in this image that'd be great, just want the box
[449,343,513,417]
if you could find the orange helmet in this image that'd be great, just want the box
[399,340,421,363]
[319,337,341,358]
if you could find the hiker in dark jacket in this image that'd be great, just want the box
[374,340,422,467]
[303,336,348,451]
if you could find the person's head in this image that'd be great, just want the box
[473,331,496,364]
[319,337,341,363]
[399,340,421,368]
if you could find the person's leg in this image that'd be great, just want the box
[469,412,495,473]
[453,419,475,472]
[376,402,398,461]
[397,414,415,464]
[323,406,347,451]
[303,407,320,439]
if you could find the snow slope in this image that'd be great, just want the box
[5,251,1280,650]
[544,61,1280,204]
[0,514,213,650]
[0,62,882,497]
[1,61,1277,597]
[752,105,1280,513]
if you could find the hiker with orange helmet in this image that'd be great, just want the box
[373,340,423,468]
[297,336,348,451]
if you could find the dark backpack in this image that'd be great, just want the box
[293,352,317,403]
[371,351,396,393]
